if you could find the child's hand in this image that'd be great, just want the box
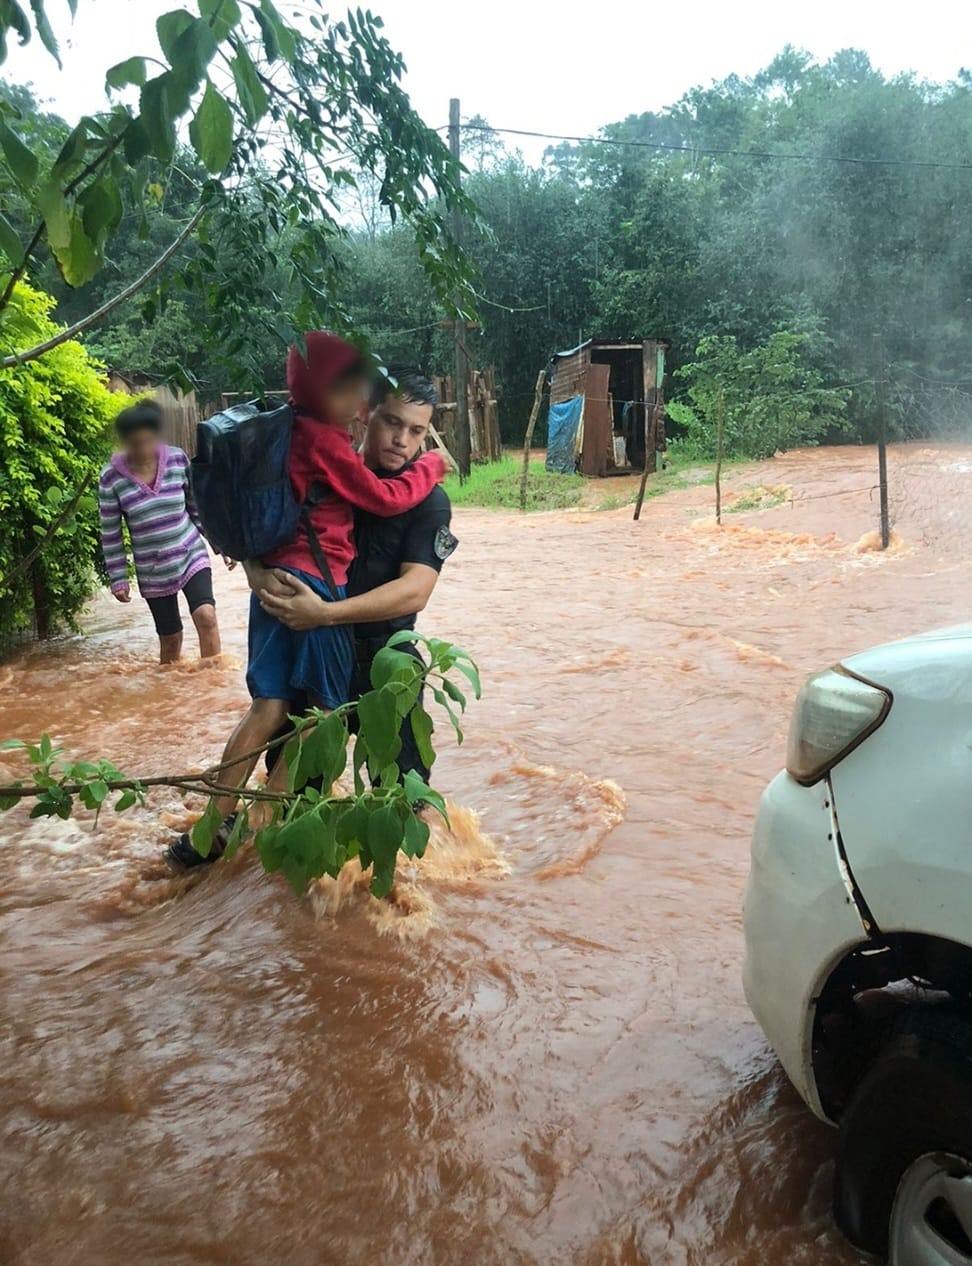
[112,584,131,603]
[419,451,447,482]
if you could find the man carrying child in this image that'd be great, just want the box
[164,334,445,868]
[256,367,456,785]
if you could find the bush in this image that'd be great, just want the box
[0,280,125,650]
[672,331,849,461]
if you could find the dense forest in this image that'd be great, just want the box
[7,46,972,449]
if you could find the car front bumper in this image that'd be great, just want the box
[743,771,872,1121]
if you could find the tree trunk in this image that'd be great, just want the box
[31,564,51,640]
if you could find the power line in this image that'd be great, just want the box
[471,290,545,314]
[459,121,972,172]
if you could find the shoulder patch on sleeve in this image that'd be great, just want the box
[434,525,458,561]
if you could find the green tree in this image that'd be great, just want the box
[671,330,849,460]
[0,278,124,647]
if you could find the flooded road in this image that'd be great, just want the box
[2,444,970,1265]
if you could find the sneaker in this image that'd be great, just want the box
[163,814,237,872]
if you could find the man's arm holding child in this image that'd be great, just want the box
[258,565,438,630]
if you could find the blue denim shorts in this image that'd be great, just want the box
[245,568,354,710]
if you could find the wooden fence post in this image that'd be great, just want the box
[520,369,547,512]
[715,386,725,526]
[633,395,665,521]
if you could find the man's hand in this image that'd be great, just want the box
[113,584,131,603]
[259,571,333,630]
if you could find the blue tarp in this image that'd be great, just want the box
[546,395,583,474]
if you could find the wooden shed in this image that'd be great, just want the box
[546,339,668,477]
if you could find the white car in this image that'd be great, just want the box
[744,625,972,1266]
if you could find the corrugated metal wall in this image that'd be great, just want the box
[549,344,591,405]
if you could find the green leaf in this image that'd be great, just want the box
[30,786,72,819]
[403,769,449,824]
[0,211,22,264]
[352,733,367,795]
[365,803,403,897]
[59,215,100,287]
[0,118,38,187]
[369,646,421,690]
[269,811,324,894]
[199,0,242,39]
[452,658,482,700]
[44,485,62,505]
[370,648,424,717]
[79,178,123,243]
[156,8,195,62]
[189,81,233,174]
[0,791,22,811]
[293,712,348,791]
[441,677,467,712]
[251,0,295,62]
[402,811,430,859]
[139,76,177,162]
[28,0,60,66]
[409,704,435,771]
[231,43,269,125]
[52,119,88,177]
[36,180,70,261]
[356,687,402,775]
[114,789,137,812]
[123,117,152,164]
[431,687,463,743]
[0,1,31,55]
[168,16,218,95]
[221,810,247,859]
[106,56,148,91]
[191,798,222,858]
[0,739,25,751]
[253,822,282,871]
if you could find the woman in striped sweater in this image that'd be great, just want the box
[98,401,225,663]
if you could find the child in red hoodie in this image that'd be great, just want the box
[165,331,445,869]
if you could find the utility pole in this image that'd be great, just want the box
[448,98,471,479]
[873,332,890,550]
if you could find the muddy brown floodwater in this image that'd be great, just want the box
[2,444,972,1265]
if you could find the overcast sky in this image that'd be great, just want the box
[9,0,972,162]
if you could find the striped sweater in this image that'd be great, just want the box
[98,445,210,598]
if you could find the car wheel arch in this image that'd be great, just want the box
[811,931,972,1121]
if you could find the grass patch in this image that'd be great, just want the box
[593,456,724,511]
[725,484,789,514]
[445,457,584,511]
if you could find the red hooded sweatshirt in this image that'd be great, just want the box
[262,331,445,587]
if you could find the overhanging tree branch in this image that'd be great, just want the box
[0,135,125,317]
[1,205,206,368]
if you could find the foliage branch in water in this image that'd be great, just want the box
[0,635,480,898]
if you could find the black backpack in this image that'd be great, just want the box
[190,398,337,596]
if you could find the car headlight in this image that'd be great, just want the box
[786,667,892,785]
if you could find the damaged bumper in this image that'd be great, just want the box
[743,771,872,1121]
